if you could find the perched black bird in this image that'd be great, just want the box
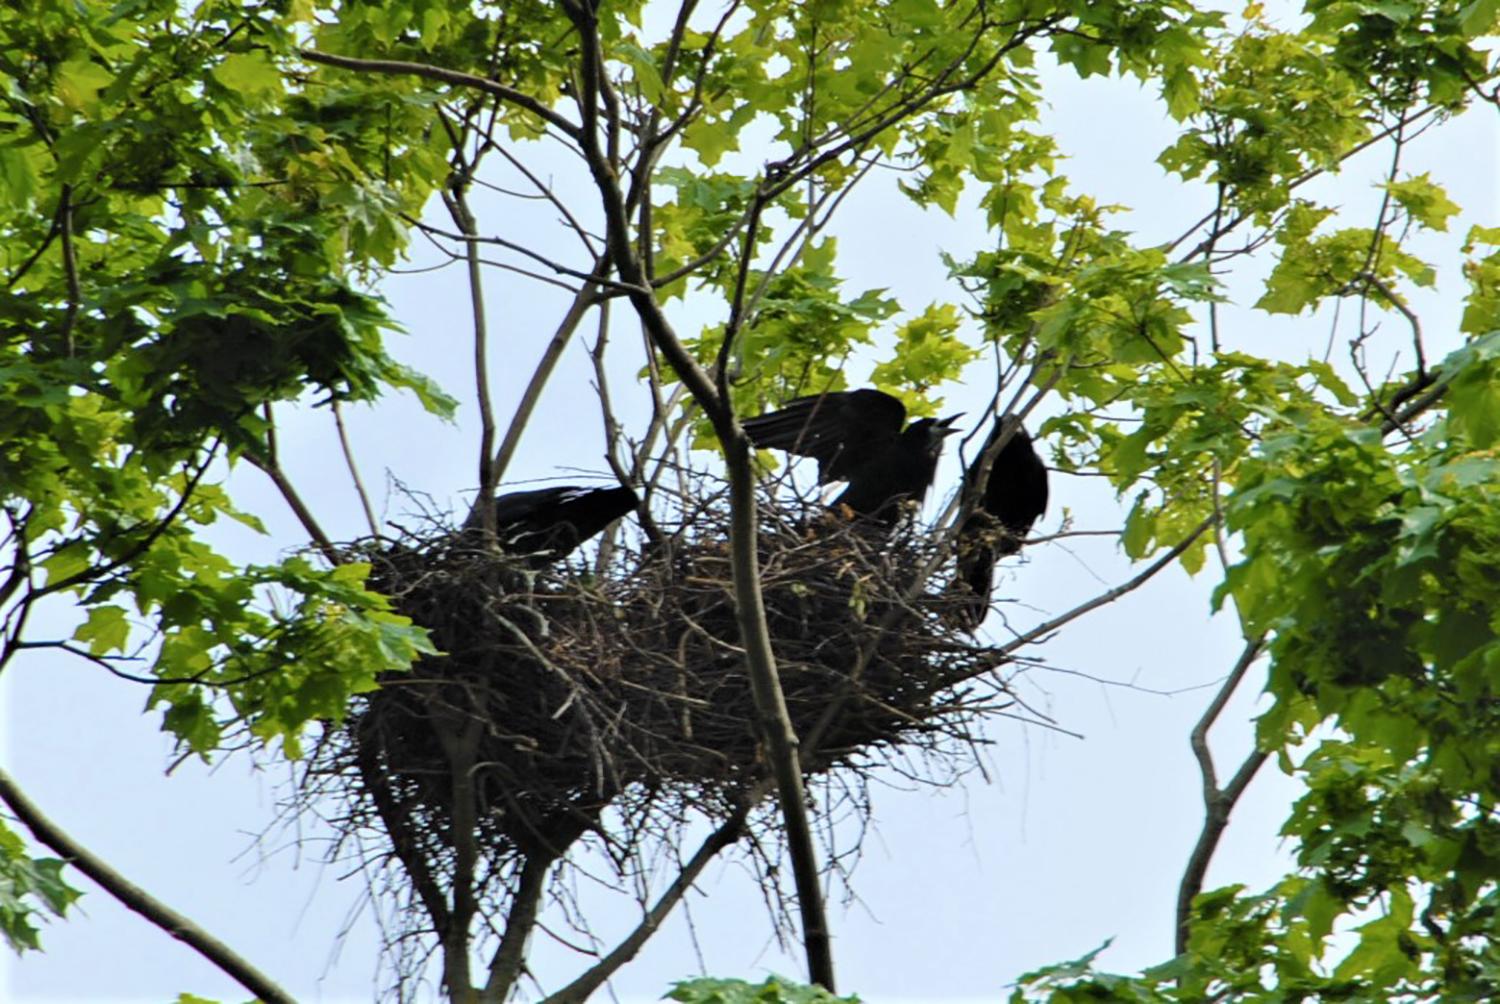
[742,388,961,521]
[950,416,1049,628]
[464,484,638,564]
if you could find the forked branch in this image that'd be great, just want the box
[1175,636,1268,955]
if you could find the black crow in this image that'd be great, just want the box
[950,416,1048,628]
[742,388,961,521]
[465,484,638,564]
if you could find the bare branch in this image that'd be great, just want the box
[332,400,380,537]
[1176,636,1267,955]
[443,186,500,534]
[489,142,600,255]
[0,766,296,1004]
[490,259,609,489]
[247,408,340,564]
[537,804,750,1004]
[480,853,555,1002]
[998,515,1214,658]
[300,49,582,141]
[1355,270,1427,376]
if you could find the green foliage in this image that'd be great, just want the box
[0,0,447,758]
[0,821,80,955]
[668,975,861,1004]
[3,0,1499,997]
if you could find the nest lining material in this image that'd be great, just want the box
[314,487,1011,907]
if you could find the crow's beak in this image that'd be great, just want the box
[939,413,964,435]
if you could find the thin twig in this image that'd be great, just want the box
[332,400,381,537]
[247,408,340,564]
[998,516,1215,658]
[491,259,609,489]
[537,804,750,1004]
[300,49,582,141]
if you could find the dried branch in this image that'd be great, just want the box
[409,217,639,294]
[489,142,600,256]
[998,515,1214,657]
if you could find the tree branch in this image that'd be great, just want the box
[537,803,751,1004]
[561,0,834,987]
[443,185,500,535]
[299,49,582,141]
[1175,636,1267,956]
[0,766,296,1004]
[997,515,1214,658]
[437,721,483,1003]
[490,258,609,490]
[332,399,380,537]
[481,852,556,1002]
[245,411,340,565]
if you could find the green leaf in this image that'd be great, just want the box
[1121,495,1157,559]
[0,820,81,954]
[55,57,113,112]
[1384,174,1461,232]
[41,542,92,588]
[615,40,667,106]
[1460,0,1500,36]
[73,605,131,656]
[212,51,283,100]
[667,975,861,1004]
[379,359,458,419]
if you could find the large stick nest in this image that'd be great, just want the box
[309,478,1015,945]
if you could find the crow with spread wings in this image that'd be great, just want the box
[741,388,961,522]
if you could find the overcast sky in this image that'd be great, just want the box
[4,13,1496,1003]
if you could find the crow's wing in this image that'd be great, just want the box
[489,486,582,527]
[468,485,637,562]
[742,389,907,484]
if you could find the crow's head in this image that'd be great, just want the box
[909,413,963,456]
